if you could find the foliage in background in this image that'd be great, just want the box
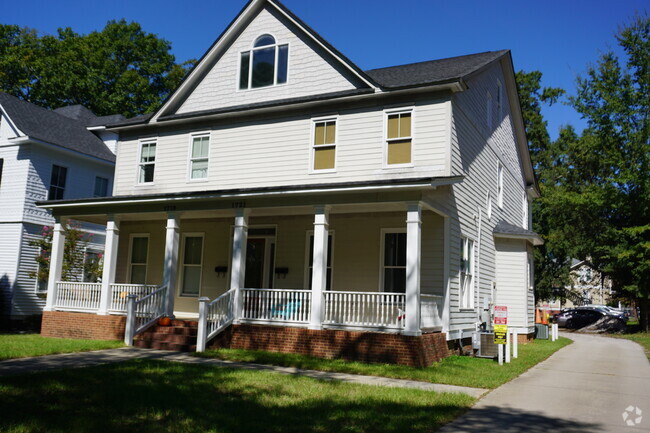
[28,223,103,286]
[0,20,194,117]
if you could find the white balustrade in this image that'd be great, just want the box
[420,294,444,330]
[54,282,102,311]
[125,285,168,345]
[241,289,311,324]
[110,284,159,312]
[196,290,236,352]
[324,291,406,329]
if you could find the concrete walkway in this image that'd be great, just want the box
[439,333,650,433]
[0,347,487,398]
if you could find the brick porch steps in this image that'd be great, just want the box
[133,319,198,352]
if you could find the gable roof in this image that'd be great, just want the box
[366,50,509,89]
[0,93,115,162]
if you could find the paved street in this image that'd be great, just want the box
[440,333,650,432]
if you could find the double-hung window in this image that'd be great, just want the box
[382,230,406,293]
[312,119,336,171]
[306,232,333,290]
[48,165,67,200]
[129,235,149,284]
[239,34,288,90]
[189,133,210,180]
[94,176,109,197]
[460,237,475,309]
[180,234,204,296]
[386,110,412,165]
[138,140,156,184]
[497,162,504,208]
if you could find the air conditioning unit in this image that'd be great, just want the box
[472,331,498,358]
[535,323,549,339]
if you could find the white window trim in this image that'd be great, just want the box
[237,33,290,92]
[379,228,407,292]
[486,191,493,220]
[460,236,475,309]
[383,107,415,169]
[178,232,205,297]
[497,162,504,209]
[137,139,157,185]
[309,115,338,174]
[187,131,211,182]
[304,230,334,290]
[522,190,529,229]
[127,234,150,284]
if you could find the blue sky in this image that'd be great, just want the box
[3,0,646,139]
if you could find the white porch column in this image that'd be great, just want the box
[404,203,422,336]
[230,209,249,324]
[44,218,67,312]
[98,216,119,315]
[309,205,329,330]
[163,213,180,317]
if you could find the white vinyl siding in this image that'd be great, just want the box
[495,238,528,328]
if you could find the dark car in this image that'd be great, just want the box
[554,308,605,329]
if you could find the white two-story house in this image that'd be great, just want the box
[0,93,118,329]
[40,0,542,366]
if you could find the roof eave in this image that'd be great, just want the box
[494,232,544,246]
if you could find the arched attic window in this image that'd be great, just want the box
[239,34,288,90]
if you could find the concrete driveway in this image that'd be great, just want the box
[439,333,650,432]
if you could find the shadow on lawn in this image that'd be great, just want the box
[0,359,472,433]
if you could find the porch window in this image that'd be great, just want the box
[239,34,288,90]
[181,234,204,296]
[460,237,475,308]
[138,140,156,184]
[306,233,333,290]
[382,231,406,293]
[312,119,336,171]
[386,110,412,165]
[129,235,149,284]
[189,133,210,180]
[48,164,67,200]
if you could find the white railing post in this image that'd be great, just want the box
[505,329,511,363]
[404,203,422,336]
[197,296,210,352]
[98,216,119,315]
[309,205,329,330]
[230,209,249,324]
[124,294,137,346]
[163,213,180,318]
[512,328,519,358]
[44,218,67,311]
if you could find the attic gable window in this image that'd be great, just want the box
[239,34,288,90]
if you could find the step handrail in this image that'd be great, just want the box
[124,284,168,346]
[196,289,235,352]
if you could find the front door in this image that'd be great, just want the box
[245,238,266,288]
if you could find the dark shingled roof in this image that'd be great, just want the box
[493,220,543,245]
[365,50,509,89]
[0,93,115,162]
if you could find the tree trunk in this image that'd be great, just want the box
[639,297,649,333]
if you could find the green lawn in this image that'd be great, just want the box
[0,359,475,433]
[0,334,123,361]
[197,337,572,389]
[611,332,650,360]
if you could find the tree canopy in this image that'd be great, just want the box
[0,20,194,117]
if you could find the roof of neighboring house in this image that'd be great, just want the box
[493,220,544,246]
[0,93,116,162]
[365,50,509,89]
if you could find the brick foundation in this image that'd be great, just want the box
[208,324,449,367]
[41,311,126,340]
[518,332,534,344]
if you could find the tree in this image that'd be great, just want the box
[0,20,194,117]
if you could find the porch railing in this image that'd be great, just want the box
[110,284,159,312]
[324,291,406,330]
[196,290,235,352]
[124,285,168,345]
[54,282,102,311]
[240,288,312,324]
[420,294,444,330]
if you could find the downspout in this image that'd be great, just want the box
[475,207,482,322]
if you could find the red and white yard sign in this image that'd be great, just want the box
[494,306,508,325]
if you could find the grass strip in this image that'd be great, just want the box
[0,334,123,361]
[609,332,650,360]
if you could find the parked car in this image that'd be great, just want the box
[578,305,628,322]
[584,304,630,318]
[554,309,606,329]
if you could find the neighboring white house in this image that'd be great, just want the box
[40,0,542,362]
[0,93,119,328]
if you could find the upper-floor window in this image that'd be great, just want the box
[189,133,210,180]
[460,237,475,309]
[497,162,504,208]
[386,110,412,165]
[138,140,156,184]
[48,164,67,200]
[94,176,109,197]
[239,34,288,90]
[312,119,336,171]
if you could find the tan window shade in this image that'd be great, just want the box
[315,123,325,145]
[387,114,399,139]
[387,139,411,165]
[399,113,411,137]
[314,147,336,170]
[325,122,336,144]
